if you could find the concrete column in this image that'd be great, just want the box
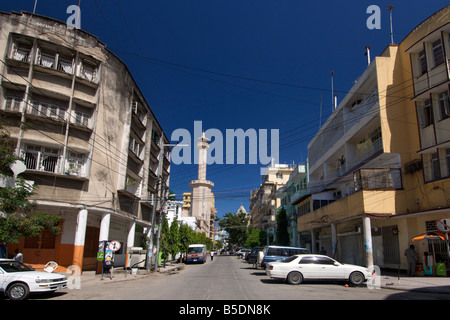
[72,208,88,272]
[310,229,316,253]
[363,216,374,267]
[331,223,337,258]
[99,213,110,242]
[125,221,136,268]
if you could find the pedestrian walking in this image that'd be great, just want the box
[404,244,418,276]
[210,251,214,261]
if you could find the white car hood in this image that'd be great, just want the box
[5,271,66,280]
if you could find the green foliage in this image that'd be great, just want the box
[159,215,170,265]
[0,122,61,244]
[275,207,290,246]
[218,210,249,247]
[245,228,261,248]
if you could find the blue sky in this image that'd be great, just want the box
[1,0,446,219]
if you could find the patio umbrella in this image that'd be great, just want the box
[411,232,445,241]
[412,232,445,271]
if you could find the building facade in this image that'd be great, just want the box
[0,11,171,272]
[249,163,294,242]
[276,164,308,247]
[298,5,450,272]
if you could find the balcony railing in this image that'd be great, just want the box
[22,146,87,177]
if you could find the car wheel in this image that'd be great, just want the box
[287,271,303,285]
[8,282,30,300]
[349,271,365,286]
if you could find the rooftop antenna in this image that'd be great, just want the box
[319,94,323,129]
[365,46,371,65]
[32,0,38,14]
[388,5,395,44]
[331,71,334,111]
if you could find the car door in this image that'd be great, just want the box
[316,257,345,279]
[297,256,321,279]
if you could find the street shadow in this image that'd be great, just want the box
[385,286,450,300]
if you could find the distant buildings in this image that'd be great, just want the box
[249,163,295,242]
[250,5,450,273]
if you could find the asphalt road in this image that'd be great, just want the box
[47,255,449,301]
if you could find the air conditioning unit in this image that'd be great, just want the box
[404,159,422,174]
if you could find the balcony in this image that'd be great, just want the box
[22,146,88,178]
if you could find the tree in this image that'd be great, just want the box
[0,122,61,251]
[245,228,261,248]
[168,219,180,265]
[159,215,170,267]
[275,207,290,246]
[219,210,249,247]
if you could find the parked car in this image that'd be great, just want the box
[261,245,310,268]
[266,254,372,286]
[247,247,264,265]
[0,259,67,300]
[236,248,251,259]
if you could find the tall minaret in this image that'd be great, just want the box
[189,131,215,238]
[197,131,209,181]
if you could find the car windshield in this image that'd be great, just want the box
[188,247,204,254]
[0,261,34,272]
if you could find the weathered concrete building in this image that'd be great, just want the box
[0,11,171,272]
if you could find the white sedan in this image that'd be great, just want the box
[0,259,67,300]
[266,254,372,286]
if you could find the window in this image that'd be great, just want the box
[419,99,433,127]
[75,111,90,126]
[431,152,441,181]
[418,50,427,75]
[66,152,86,176]
[447,149,450,178]
[80,59,98,82]
[57,55,74,74]
[3,97,22,112]
[23,145,60,173]
[276,173,283,179]
[432,39,444,67]
[36,48,56,69]
[438,91,450,120]
[10,41,32,63]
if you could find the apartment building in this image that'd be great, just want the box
[249,164,294,242]
[275,164,308,247]
[299,5,450,272]
[0,11,170,272]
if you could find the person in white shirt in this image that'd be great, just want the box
[13,249,23,263]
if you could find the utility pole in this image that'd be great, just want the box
[145,141,187,271]
[145,139,163,271]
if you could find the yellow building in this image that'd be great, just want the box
[249,163,295,241]
[299,5,450,272]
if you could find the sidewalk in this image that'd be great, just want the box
[378,270,450,295]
